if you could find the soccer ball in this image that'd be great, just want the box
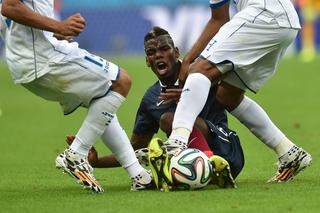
[169,148,212,190]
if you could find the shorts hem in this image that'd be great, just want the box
[63,102,83,115]
[199,56,257,93]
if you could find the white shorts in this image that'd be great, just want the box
[200,13,299,93]
[22,48,120,114]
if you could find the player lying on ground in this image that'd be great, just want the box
[162,0,312,183]
[1,0,151,193]
[62,26,245,190]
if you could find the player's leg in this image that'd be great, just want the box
[61,69,130,193]
[63,90,124,192]
[189,124,236,188]
[101,114,153,191]
[160,113,235,188]
[163,14,249,155]
[217,81,312,182]
[69,89,127,163]
[217,81,288,150]
[70,66,152,191]
[23,71,109,192]
[24,50,136,192]
[169,14,311,182]
[160,112,213,157]
[214,22,312,181]
[164,59,222,155]
[161,112,209,139]
[25,98,108,193]
[150,112,216,191]
[204,121,244,187]
[100,69,153,190]
[49,51,133,192]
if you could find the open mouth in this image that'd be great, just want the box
[156,62,168,71]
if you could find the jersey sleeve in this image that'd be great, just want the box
[133,97,159,134]
[209,0,230,8]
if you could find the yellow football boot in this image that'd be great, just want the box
[210,155,236,188]
[148,138,173,192]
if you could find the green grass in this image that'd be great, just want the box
[0,56,319,213]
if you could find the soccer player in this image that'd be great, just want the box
[67,26,245,189]
[163,0,312,183]
[0,0,152,193]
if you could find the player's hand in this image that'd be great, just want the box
[178,59,190,87]
[58,13,86,36]
[65,135,75,145]
[53,33,74,42]
[88,146,98,167]
[159,88,182,104]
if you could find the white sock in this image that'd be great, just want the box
[275,137,295,157]
[230,96,286,150]
[169,128,191,145]
[101,115,144,178]
[135,169,152,183]
[70,91,125,157]
[170,73,211,144]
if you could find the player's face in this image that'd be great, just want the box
[144,35,180,80]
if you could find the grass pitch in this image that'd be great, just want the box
[0,56,319,213]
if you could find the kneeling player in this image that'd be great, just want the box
[63,26,244,190]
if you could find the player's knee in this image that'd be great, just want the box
[159,112,174,136]
[111,68,132,97]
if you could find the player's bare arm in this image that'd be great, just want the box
[88,152,120,168]
[89,133,153,168]
[180,4,230,85]
[1,0,86,36]
[91,133,153,168]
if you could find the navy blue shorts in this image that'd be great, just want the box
[205,121,245,178]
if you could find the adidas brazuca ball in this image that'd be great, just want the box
[169,148,212,190]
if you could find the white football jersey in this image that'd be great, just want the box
[209,0,300,29]
[0,0,79,83]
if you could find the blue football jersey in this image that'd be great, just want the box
[133,81,227,134]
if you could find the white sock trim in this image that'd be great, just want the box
[275,137,295,157]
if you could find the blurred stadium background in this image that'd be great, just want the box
[60,0,320,56]
[1,0,318,57]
